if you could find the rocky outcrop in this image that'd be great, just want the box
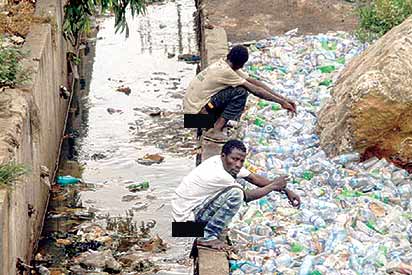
[317,16,412,170]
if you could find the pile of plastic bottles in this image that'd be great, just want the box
[228,31,412,275]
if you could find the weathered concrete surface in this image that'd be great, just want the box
[196,0,228,70]
[0,0,69,272]
[198,248,229,274]
[201,0,359,43]
[195,0,230,273]
[203,28,228,69]
[317,17,412,170]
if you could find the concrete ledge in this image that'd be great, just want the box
[195,0,231,274]
[198,248,229,274]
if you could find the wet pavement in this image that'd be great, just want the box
[36,0,198,274]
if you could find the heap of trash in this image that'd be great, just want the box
[228,30,412,274]
[33,182,169,275]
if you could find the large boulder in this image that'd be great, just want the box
[317,16,412,170]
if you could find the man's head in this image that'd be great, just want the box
[221,139,247,177]
[227,45,249,71]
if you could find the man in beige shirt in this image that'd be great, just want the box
[183,45,297,142]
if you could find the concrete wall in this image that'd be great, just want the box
[195,0,228,70]
[0,0,69,273]
[195,0,230,274]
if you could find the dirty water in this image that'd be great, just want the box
[36,1,198,274]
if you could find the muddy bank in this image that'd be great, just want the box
[201,0,360,43]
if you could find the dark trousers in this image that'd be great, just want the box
[204,86,249,123]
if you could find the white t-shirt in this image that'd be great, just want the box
[171,155,251,222]
[183,58,249,114]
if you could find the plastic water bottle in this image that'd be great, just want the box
[299,255,315,275]
[252,145,268,153]
[264,124,275,134]
[361,156,379,169]
[272,235,288,244]
[56,175,81,186]
[392,169,409,185]
[348,177,370,189]
[309,150,327,161]
[297,134,319,146]
[262,259,277,273]
[310,198,338,210]
[301,209,326,228]
[253,224,272,236]
[259,197,274,212]
[283,158,295,173]
[397,183,412,198]
[349,255,362,273]
[275,253,292,267]
[332,152,360,165]
[263,239,276,251]
[239,261,262,273]
[324,228,347,253]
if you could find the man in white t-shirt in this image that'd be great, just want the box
[171,140,301,251]
[183,45,297,142]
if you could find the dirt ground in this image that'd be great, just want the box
[204,0,361,42]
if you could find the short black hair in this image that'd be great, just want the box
[227,45,249,67]
[222,139,247,155]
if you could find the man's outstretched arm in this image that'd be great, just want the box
[244,173,301,207]
[243,79,297,113]
[243,178,286,202]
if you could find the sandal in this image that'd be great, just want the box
[203,135,228,144]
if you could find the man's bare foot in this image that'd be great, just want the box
[204,128,228,142]
[197,239,231,251]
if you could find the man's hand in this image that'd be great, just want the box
[281,99,297,115]
[285,189,301,208]
[270,175,289,191]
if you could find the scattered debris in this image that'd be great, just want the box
[106,108,123,114]
[116,86,131,95]
[74,250,121,272]
[136,153,164,165]
[146,194,156,200]
[178,53,200,63]
[131,259,156,272]
[91,153,107,160]
[132,201,148,211]
[9,35,24,45]
[127,181,150,192]
[122,194,140,202]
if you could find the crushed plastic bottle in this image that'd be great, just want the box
[301,209,326,228]
[56,175,81,186]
